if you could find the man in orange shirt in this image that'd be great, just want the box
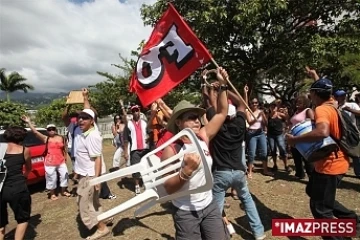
[287,78,359,239]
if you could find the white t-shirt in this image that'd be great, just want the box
[74,127,105,176]
[339,102,360,125]
[126,120,149,152]
[172,139,213,211]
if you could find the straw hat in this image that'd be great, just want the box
[167,100,206,134]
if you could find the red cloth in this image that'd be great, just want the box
[155,130,174,158]
[129,3,212,107]
[133,120,144,150]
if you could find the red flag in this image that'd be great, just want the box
[130,3,212,107]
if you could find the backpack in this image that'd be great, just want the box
[0,143,8,192]
[327,104,360,158]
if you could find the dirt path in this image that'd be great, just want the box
[4,143,359,240]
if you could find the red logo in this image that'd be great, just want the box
[272,219,356,237]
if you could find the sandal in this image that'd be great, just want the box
[103,217,114,226]
[50,195,59,201]
[62,191,71,197]
[85,227,110,240]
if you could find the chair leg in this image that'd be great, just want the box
[97,189,158,221]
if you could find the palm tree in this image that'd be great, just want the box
[0,68,34,102]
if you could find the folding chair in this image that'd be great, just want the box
[88,128,213,221]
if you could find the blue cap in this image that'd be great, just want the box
[309,78,333,92]
[334,90,346,97]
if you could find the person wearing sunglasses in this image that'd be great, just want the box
[74,109,113,240]
[21,117,71,200]
[161,67,230,240]
[123,105,149,195]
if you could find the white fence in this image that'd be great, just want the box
[57,122,114,139]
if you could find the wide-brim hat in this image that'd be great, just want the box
[167,100,206,134]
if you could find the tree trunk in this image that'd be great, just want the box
[6,92,10,102]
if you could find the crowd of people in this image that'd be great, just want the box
[1,66,360,240]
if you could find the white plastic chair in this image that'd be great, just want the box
[88,128,213,221]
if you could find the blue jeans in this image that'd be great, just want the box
[353,157,360,177]
[267,134,287,157]
[247,130,267,164]
[212,170,265,238]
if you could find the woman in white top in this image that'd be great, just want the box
[162,68,230,240]
[246,98,273,177]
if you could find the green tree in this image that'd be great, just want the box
[35,98,82,127]
[140,0,360,100]
[89,55,137,117]
[0,100,26,127]
[0,68,34,102]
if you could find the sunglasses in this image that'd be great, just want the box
[77,114,92,120]
[132,109,140,113]
[182,113,200,121]
[47,127,56,131]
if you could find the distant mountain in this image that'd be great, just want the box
[0,92,68,109]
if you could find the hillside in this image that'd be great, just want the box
[0,92,68,109]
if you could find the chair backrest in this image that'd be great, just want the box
[139,128,213,200]
[89,128,213,220]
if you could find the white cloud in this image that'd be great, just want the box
[0,0,156,92]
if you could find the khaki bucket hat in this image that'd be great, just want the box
[167,100,206,134]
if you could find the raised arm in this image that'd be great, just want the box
[62,104,71,127]
[305,66,320,81]
[201,67,229,141]
[147,102,159,129]
[82,88,98,117]
[156,98,172,120]
[227,88,246,113]
[119,99,128,124]
[21,115,47,143]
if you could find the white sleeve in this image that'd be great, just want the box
[351,103,360,110]
[87,133,102,158]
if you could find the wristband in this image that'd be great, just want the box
[219,85,228,91]
[179,168,190,181]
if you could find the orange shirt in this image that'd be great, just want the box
[151,111,164,142]
[314,100,349,175]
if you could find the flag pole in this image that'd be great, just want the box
[210,58,257,119]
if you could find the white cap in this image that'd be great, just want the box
[46,124,56,129]
[81,109,95,119]
[227,104,236,117]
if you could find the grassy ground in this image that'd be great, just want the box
[4,141,360,240]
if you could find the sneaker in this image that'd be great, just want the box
[135,185,141,195]
[108,194,117,200]
[255,234,266,240]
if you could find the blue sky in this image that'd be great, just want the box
[0,0,156,92]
